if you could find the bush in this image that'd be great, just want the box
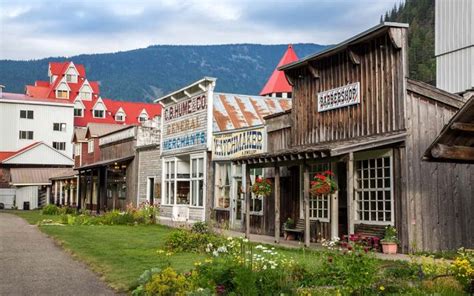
[451,248,474,292]
[59,206,76,215]
[191,221,210,234]
[41,204,60,215]
[144,267,191,295]
[165,230,225,253]
[100,210,136,225]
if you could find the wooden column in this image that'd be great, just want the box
[330,162,339,239]
[97,169,101,214]
[46,186,51,205]
[77,173,82,210]
[347,153,355,234]
[54,182,58,205]
[89,170,93,211]
[303,164,310,247]
[274,166,280,243]
[245,164,251,239]
[59,181,63,206]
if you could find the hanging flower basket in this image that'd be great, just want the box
[310,170,338,196]
[251,177,272,197]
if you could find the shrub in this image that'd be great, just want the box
[100,210,135,225]
[451,248,474,292]
[144,267,190,296]
[41,204,60,215]
[191,221,210,234]
[421,276,465,295]
[164,230,225,253]
[410,254,451,278]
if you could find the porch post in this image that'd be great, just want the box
[54,181,58,205]
[89,170,93,211]
[59,181,63,206]
[46,186,51,205]
[303,164,310,247]
[97,168,101,214]
[245,163,251,239]
[78,173,82,210]
[274,166,280,243]
[330,162,339,239]
[347,152,355,234]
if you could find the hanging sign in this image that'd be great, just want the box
[317,82,360,112]
[213,128,264,159]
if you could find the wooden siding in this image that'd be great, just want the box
[403,90,474,251]
[265,111,292,153]
[289,30,407,147]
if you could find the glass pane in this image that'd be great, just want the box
[385,211,391,221]
[198,180,204,207]
[199,158,204,177]
[176,181,190,204]
[192,159,197,178]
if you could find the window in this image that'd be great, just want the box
[138,114,148,122]
[74,143,81,156]
[53,123,67,132]
[57,90,68,99]
[19,130,33,140]
[309,163,331,221]
[79,91,92,100]
[190,157,204,207]
[249,168,263,214]
[162,155,204,207]
[215,163,231,208]
[147,177,155,204]
[52,142,66,151]
[164,159,175,205]
[355,151,393,224]
[115,112,125,122]
[20,110,34,119]
[88,140,94,153]
[93,110,105,118]
[66,74,73,82]
[74,108,83,117]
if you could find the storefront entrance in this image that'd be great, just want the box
[230,176,243,229]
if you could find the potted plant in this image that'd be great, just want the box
[283,218,296,240]
[251,177,272,197]
[381,225,399,254]
[310,170,338,196]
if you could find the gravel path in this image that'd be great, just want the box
[0,213,116,296]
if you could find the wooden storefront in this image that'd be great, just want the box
[235,22,473,252]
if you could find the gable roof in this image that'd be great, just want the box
[0,142,73,166]
[85,123,130,138]
[10,168,74,185]
[260,45,299,96]
[213,93,291,132]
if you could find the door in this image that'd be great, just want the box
[231,177,243,229]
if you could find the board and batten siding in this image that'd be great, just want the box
[403,90,474,251]
[289,30,407,147]
[265,112,292,153]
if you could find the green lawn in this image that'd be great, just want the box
[41,224,204,291]
[0,209,57,225]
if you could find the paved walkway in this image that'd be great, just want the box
[0,213,116,296]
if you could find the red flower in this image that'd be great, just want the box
[323,170,334,176]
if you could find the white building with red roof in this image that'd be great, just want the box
[260,45,299,98]
[26,61,161,127]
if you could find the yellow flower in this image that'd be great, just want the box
[156,249,165,254]
[379,286,385,291]
[194,261,202,266]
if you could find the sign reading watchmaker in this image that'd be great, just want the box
[317,82,360,112]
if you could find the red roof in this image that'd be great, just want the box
[74,98,162,127]
[1,92,73,105]
[260,45,299,96]
[0,142,40,163]
[23,60,161,127]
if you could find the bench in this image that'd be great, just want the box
[346,224,385,250]
[283,219,305,240]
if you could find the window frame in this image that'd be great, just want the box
[88,140,94,153]
[20,110,34,119]
[248,168,264,215]
[74,108,83,117]
[52,141,66,151]
[53,122,67,132]
[354,149,394,226]
[57,90,68,99]
[190,155,205,208]
[115,112,125,122]
[19,130,34,140]
[93,109,105,118]
[214,162,232,210]
[308,162,331,222]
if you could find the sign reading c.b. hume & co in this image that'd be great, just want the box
[212,128,264,160]
[162,93,208,154]
[317,82,360,112]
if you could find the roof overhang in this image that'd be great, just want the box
[423,95,474,163]
[279,22,409,72]
[77,155,134,171]
[234,131,406,168]
[154,77,217,105]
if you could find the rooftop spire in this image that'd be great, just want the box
[260,44,299,97]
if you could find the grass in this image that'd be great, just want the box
[0,209,58,224]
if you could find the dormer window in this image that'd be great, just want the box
[94,110,105,118]
[74,108,83,117]
[115,109,126,122]
[66,74,73,82]
[138,110,148,123]
[74,99,85,117]
[57,90,68,98]
[79,91,92,100]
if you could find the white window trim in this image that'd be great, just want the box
[214,162,231,210]
[88,140,94,153]
[190,154,205,208]
[93,109,105,118]
[353,149,394,226]
[247,168,264,216]
[299,162,331,222]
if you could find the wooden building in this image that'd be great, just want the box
[235,22,473,252]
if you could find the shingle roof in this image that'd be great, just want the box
[85,123,130,138]
[10,167,73,185]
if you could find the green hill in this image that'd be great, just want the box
[0,44,327,102]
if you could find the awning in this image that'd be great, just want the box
[424,95,474,163]
[77,156,134,171]
[50,168,78,181]
[234,131,407,166]
[10,167,74,186]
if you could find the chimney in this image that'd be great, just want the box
[0,85,4,98]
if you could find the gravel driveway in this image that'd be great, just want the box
[0,213,116,296]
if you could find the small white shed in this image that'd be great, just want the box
[0,188,16,209]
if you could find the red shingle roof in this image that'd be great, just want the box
[260,45,299,96]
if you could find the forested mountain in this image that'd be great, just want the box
[383,0,436,84]
[0,44,327,102]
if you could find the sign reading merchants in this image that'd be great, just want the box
[213,128,264,160]
[317,82,360,112]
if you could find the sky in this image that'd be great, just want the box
[0,0,402,60]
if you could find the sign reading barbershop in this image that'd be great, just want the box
[213,128,264,159]
[317,82,360,112]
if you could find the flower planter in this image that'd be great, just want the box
[381,242,398,254]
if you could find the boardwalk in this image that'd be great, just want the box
[0,213,115,296]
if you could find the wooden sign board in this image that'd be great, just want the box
[212,128,265,160]
[317,82,360,112]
